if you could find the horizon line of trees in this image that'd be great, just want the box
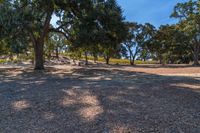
[0,0,199,69]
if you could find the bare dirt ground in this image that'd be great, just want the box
[0,64,200,133]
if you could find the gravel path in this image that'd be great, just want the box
[0,64,200,133]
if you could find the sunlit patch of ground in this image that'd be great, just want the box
[60,89,103,121]
[42,112,56,120]
[171,83,200,93]
[12,100,31,111]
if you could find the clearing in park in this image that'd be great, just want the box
[0,63,200,132]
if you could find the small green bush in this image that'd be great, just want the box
[0,59,7,64]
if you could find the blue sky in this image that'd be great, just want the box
[117,0,188,28]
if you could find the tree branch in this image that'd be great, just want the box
[41,10,54,39]
[49,28,69,39]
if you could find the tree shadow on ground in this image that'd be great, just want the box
[0,66,200,133]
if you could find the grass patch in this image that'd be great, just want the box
[84,56,157,64]
[0,59,7,64]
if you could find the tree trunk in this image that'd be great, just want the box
[129,49,137,66]
[93,53,98,63]
[130,59,134,65]
[94,57,97,63]
[105,57,110,65]
[159,56,165,66]
[193,44,199,66]
[104,54,110,65]
[159,59,163,65]
[129,50,133,65]
[9,53,13,61]
[48,49,51,61]
[34,40,44,70]
[132,56,136,65]
[56,46,59,60]
[32,10,53,70]
[85,51,88,65]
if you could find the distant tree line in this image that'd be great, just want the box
[0,0,199,69]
